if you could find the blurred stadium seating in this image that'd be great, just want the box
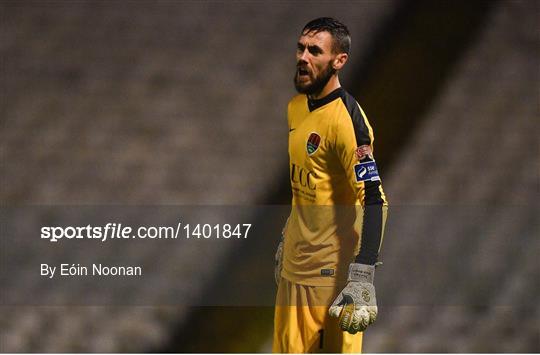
[0,0,396,352]
[1,0,538,352]
[366,0,539,352]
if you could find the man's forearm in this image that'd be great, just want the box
[355,199,388,265]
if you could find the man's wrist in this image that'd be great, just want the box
[348,263,375,283]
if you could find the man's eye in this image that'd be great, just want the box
[308,46,322,55]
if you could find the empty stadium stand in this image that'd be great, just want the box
[365,1,539,352]
[0,1,396,352]
[1,0,537,352]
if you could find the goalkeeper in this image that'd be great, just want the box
[273,17,388,353]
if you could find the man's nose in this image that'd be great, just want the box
[298,48,310,62]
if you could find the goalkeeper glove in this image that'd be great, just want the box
[274,237,283,286]
[328,263,378,334]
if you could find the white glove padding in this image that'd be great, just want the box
[274,239,283,286]
[328,263,378,334]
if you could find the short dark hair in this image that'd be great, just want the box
[302,17,351,55]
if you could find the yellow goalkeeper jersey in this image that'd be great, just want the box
[282,87,388,286]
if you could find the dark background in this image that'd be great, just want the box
[1,0,539,352]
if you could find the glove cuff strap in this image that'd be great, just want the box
[348,263,375,283]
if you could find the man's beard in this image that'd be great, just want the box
[294,61,336,96]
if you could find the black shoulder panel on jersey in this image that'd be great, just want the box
[336,90,385,265]
[340,90,371,146]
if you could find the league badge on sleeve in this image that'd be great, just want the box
[354,160,380,182]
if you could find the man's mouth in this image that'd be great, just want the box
[297,68,310,77]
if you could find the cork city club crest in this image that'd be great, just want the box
[306,132,321,155]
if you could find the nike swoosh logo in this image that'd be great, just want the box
[289,128,296,132]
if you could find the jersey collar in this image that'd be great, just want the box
[307,87,345,112]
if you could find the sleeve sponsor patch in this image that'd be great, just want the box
[354,160,380,182]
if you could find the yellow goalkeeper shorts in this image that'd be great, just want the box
[272,277,363,353]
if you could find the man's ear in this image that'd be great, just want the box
[333,53,348,70]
